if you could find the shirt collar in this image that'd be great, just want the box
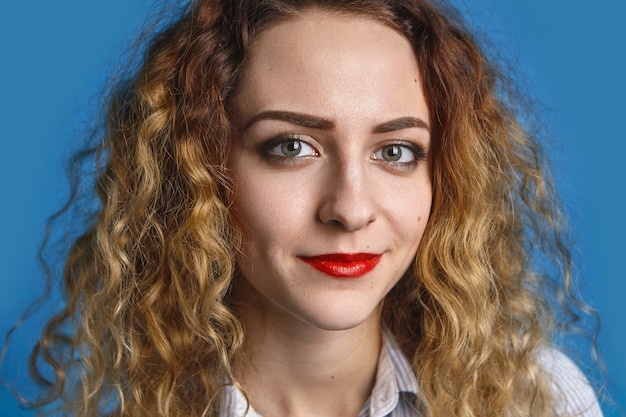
[365,331,419,416]
[220,330,420,417]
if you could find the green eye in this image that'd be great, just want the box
[281,140,303,156]
[270,139,317,158]
[259,137,319,162]
[374,144,416,163]
[380,145,403,162]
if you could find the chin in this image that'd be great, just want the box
[290,302,381,332]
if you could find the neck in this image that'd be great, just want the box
[232,281,382,417]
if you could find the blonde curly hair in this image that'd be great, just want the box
[7,0,595,416]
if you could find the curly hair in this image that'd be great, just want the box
[6,0,594,416]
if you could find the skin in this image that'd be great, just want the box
[227,10,432,417]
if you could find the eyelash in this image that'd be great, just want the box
[372,141,427,170]
[256,134,319,164]
[256,135,427,170]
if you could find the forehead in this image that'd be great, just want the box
[248,10,407,57]
[231,10,426,124]
[245,10,416,79]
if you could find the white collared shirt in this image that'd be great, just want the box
[219,334,603,416]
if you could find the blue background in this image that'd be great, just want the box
[0,0,624,415]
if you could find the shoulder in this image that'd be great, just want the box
[536,347,604,417]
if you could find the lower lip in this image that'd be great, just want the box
[298,253,382,278]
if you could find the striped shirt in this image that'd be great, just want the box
[538,347,604,417]
[220,335,603,416]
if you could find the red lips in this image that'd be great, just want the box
[298,253,382,278]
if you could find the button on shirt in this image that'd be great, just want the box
[219,334,603,417]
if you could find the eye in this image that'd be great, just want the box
[272,139,317,157]
[372,142,426,165]
[256,135,320,164]
[375,144,412,163]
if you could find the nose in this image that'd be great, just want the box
[317,159,377,231]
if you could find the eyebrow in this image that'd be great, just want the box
[243,111,335,131]
[243,110,430,133]
[373,116,430,134]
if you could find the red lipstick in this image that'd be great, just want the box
[298,253,382,278]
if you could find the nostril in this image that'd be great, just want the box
[318,195,377,232]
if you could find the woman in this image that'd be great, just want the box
[5,0,602,416]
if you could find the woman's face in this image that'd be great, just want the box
[228,10,432,331]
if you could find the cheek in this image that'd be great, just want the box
[231,172,316,247]
[232,180,276,241]
[383,179,432,240]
